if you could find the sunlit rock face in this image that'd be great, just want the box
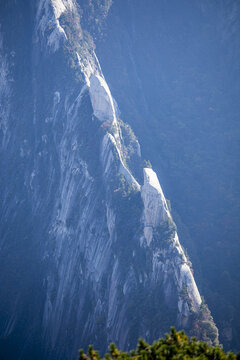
[141,168,201,326]
[0,1,218,359]
[89,74,116,123]
[141,168,171,232]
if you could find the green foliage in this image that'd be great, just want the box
[143,160,152,169]
[152,219,177,250]
[190,302,219,347]
[108,123,119,137]
[77,0,113,38]
[59,9,95,83]
[118,119,143,183]
[79,327,239,360]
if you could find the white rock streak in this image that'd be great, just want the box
[36,0,74,52]
[142,168,171,226]
[141,167,201,320]
[141,168,171,245]
[89,74,116,123]
[0,32,11,148]
[179,262,202,311]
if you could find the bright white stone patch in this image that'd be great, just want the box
[141,168,171,245]
[141,168,171,229]
[179,263,202,310]
[89,74,116,123]
[51,0,66,18]
[36,0,74,52]
[144,168,162,192]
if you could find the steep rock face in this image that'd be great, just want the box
[141,168,171,234]
[0,1,218,359]
[141,168,202,325]
[89,74,116,122]
[96,0,240,350]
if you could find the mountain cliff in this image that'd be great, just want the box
[95,0,240,351]
[0,1,220,359]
